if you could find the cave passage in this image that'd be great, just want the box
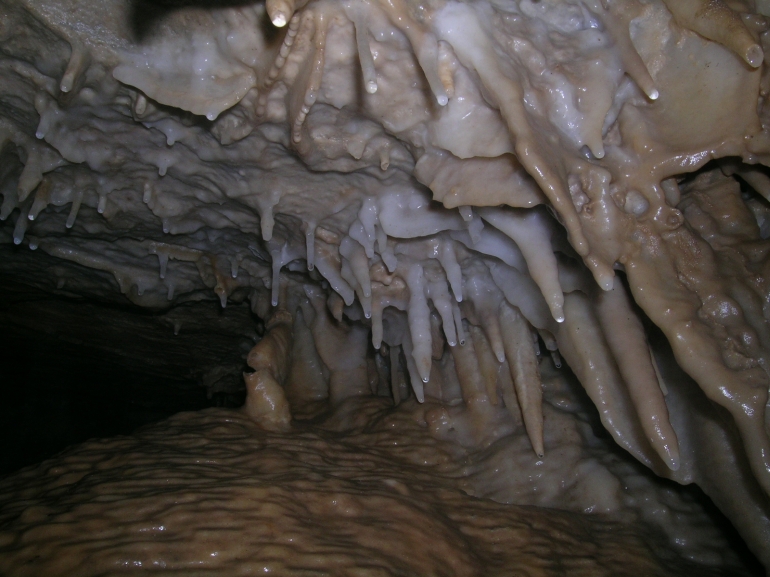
[0,269,249,475]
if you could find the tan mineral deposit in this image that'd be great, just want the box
[1,0,770,574]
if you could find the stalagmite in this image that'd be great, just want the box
[243,309,293,432]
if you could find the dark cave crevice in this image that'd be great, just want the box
[0,274,251,475]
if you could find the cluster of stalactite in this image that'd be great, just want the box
[1,0,770,567]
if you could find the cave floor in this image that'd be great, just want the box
[0,397,759,577]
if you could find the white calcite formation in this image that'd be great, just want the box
[1,0,770,572]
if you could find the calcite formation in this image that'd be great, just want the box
[1,0,770,572]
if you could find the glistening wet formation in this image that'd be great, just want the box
[0,391,757,576]
[1,0,770,573]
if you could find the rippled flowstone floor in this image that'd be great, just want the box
[0,398,758,576]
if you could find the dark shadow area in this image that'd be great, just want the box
[128,0,281,43]
[636,291,766,576]
[0,271,253,476]
[0,335,210,475]
[550,345,762,575]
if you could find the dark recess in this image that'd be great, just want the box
[0,271,252,476]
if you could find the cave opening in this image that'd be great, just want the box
[0,260,249,475]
